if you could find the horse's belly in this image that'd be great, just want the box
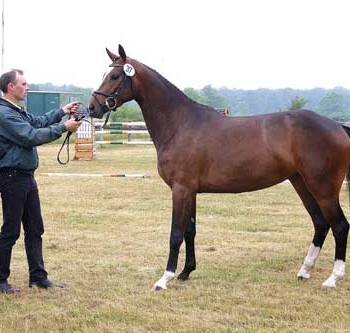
[158,142,295,193]
[198,162,292,193]
[198,177,286,193]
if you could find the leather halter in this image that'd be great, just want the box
[91,64,129,113]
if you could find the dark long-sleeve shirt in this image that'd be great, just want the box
[0,97,67,171]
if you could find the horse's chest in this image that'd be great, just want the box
[157,151,196,184]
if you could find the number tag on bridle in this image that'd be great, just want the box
[123,64,135,76]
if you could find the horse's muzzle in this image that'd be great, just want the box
[88,103,103,119]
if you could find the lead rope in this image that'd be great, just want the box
[57,130,73,165]
[57,108,93,165]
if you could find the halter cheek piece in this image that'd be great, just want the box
[92,64,130,113]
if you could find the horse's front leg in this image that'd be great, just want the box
[178,195,197,281]
[152,184,195,291]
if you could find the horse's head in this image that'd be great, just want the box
[88,44,135,118]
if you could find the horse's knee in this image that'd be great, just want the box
[170,231,184,250]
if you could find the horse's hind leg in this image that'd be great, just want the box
[178,195,197,281]
[299,172,349,287]
[289,175,330,280]
[317,199,349,287]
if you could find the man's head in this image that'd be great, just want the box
[0,69,28,103]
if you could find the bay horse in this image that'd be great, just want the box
[88,44,350,290]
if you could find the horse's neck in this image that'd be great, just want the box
[134,68,194,148]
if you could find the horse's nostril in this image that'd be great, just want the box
[88,104,94,111]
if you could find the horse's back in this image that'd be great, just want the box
[219,109,349,160]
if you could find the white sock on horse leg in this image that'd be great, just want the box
[322,259,345,288]
[152,270,176,291]
[297,243,320,279]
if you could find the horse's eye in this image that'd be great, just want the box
[111,74,118,80]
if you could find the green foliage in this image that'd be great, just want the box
[183,87,208,104]
[220,87,350,120]
[201,85,229,109]
[316,92,350,121]
[288,96,308,111]
[235,100,250,116]
[184,85,231,113]
[109,102,144,122]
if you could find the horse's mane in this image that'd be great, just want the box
[143,63,214,112]
[144,64,189,99]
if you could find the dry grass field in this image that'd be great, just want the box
[1,143,350,332]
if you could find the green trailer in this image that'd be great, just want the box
[26,91,83,116]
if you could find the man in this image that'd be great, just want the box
[0,69,83,293]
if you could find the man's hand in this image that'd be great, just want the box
[64,118,83,133]
[62,101,81,115]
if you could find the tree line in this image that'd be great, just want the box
[29,83,350,123]
[219,86,350,122]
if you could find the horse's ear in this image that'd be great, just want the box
[118,44,127,61]
[106,48,118,62]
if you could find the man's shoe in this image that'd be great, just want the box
[29,279,64,289]
[0,281,20,293]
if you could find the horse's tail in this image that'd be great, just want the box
[341,124,350,205]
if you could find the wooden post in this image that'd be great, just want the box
[74,119,94,160]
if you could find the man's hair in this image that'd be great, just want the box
[0,69,24,93]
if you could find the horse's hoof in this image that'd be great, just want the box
[297,272,310,280]
[322,276,338,288]
[322,281,336,288]
[177,273,189,281]
[322,260,345,288]
[151,285,165,292]
[297,275,309,281]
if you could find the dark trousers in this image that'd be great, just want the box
[0,170,47,282]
